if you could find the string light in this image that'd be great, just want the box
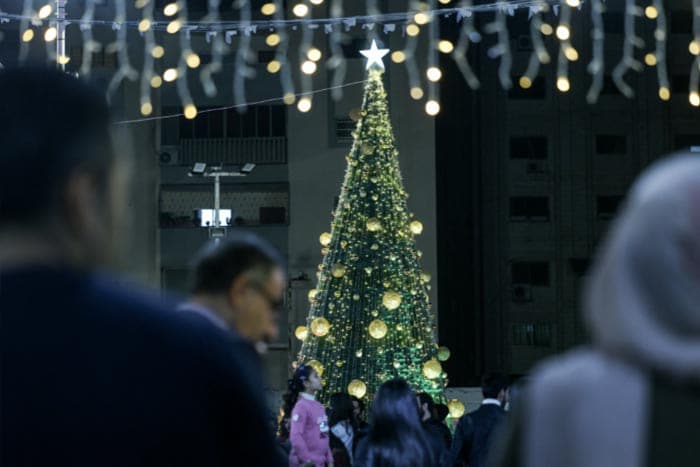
[200,0,226,98]
[540,23,553,35]
[437,40,454,53]
[21,29,33,42]
[612,0,644,98]
[426,66,442,81]
[163,68,178,81]
[261,2,276,15]
[690,0,700,107]
[557,76,570,92]
[307,47,322,61]
[644,6,658,19]
[586,0,605,103]
[267,60,281,73]
[391,51,406,63]
[410,86,424,99]
[140,101,153,116]
[565,0,580,6]
[57,55,70,65]
[150,75,162,87]
[183,103,198,119]
[163,2,179,16]
[690,92,700,106]
[301,60,317,74]
[106,0,139,103]
[151,45,164,58]
[519,76,532,88]
[186,52,201,68]
[266,33,281,47]
[564,45,579,61]
[425,99,440,115]
[451,0,481,90]
[135,0,149,8]
[406,24,420,36]
[44,27,57,42]
[37,4,53,19]
[78,0,98,77]
[166,19,182,34]
[293,3,309,17]
[520,2,550,93]
[659,86,670,101]
[689,40,700,55]
[644,53,657,66]
[556,25,570,40]
[414,12,430,25]
[234,0,254,111]
[283,92,296,105]
[484,3,512,89]
[297,96,312,112]
[310,0,324,4]
[138,19,151,32]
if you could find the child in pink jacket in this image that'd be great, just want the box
[284,364,333,467]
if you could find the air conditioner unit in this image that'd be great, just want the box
[511,284,533,303]
[159,145,180,165]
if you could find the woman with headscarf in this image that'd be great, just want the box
[491,154,700,467]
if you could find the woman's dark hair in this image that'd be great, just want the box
[280,364,315,424]
[328,392,355,427]
[360,379,435,467]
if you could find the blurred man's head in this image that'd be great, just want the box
[0,67,118,267]
[482,372,509,404]
[189,233,286,344]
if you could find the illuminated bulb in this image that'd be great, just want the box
[184,104,198,120]
[261,2,276,15]
[540,23,553,35]
[310,0,324,4]
[167,20,182,34]
[690,92,700,107]
[140,102,153,116]
[391,51,406,63]
[556,25,570,41]
[297,97,312,112]
[557,76,571,92]
[186,52,200,68]
[307,48,322,62]
[135,0,149,8]
[138,19,151,32]
[414,12,430,25]
[438,40,454,54]
[438,0,451,3]
[406,24,420,37]
[410,87,424,100]
[519,76,532,89]
[301,60,317,75]
[266,60,281,73]
[659,87,670,101]
[44,27,57,42]
[151,45,165,58]
[38,4,53,19]
[565,0,580,6]
[163,2,179,16]
[426,67,442,82]
[564,46,579,61]
[163,68,179,82]
[283,93,296,105]
[57,55,70,65]
[425,100,440,116]
[21,29,34,42]
[266,33,281,47]
[645,6,658,19]
[150,75,163,88]
[689,40,700,56]
[292,3,309,17]
[644,53,657,66]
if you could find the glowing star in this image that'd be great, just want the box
[360,40,390,70]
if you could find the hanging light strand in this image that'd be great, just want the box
[611,0,644,98]
[200,0,226,97]
[139,0,156,116]
[297,1,315,112]
[272,0,295,104]
[451,0,480,89]
[18,0,33,63]
[651,0,669,101]
[689,1,700,106]
[106,0,138,103]
[426,0,440,114]
[586,0,604,103]
[555,2,573,93]
[79,0,100,77]
[484,1,512,89]
[328,0,347,101]
[403,2,422,99]
[520,1,550,90]
[234,0,255,112]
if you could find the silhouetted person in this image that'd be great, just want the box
[433,403,454,449]
[450,373,508,467]
[491,154,700,467]
[328,392,356,467]
[0,67,283,466]
[417,392,450,465]
[355,379,437,467]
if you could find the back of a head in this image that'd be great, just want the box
[584,154,700,380]
[328,392,354,426]
[0,67,113,227]
[363,379,432,466]
[482,372,508,399]
[189,232,285,295]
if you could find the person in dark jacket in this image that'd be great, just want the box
[450,373,508,467]
[417,392,450,465]
[433,403,454,448]
[0,67,284,466]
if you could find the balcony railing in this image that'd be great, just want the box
[179,137,287,165]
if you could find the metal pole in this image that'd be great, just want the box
[214,174,221,227]
[56,0,67,70]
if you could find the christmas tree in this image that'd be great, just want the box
[294,41,449,404]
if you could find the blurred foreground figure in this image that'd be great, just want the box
[492,154,700,467]
[0,68,283,466]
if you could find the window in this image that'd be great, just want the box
[509,196,550,221]
[511,261,550,286]
[595,135,627,155]
[512,322,552,347]
[510,136,548,159]
[334,118,356,144]
[165,105,287,141]
[597,195,624,219]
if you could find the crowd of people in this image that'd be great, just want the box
[2,67,699,466]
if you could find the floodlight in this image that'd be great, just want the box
[241,163,256,174]
[191,162,207,175]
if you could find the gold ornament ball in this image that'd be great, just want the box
[347,379,367,398]
[422,358,442,379]
[447,399,465,418]
[319,232,332,246]
[437,346,451,361]
[331,263,347,278]
[366,217,382,232]
[308,289,318,303]
[410,220,424,235]
[368,319,388,339]
[382,291,402,310]
[306,359,324,376]
[311,317,331,336]
[294,326,309,341]
[421,271,432,283]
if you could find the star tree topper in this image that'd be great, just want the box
[360,40,390,70]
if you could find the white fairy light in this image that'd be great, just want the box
[690,0,700,106]
[234,0,255,112]
[651,0,669,102]
[139,0,156,118]
[520,2,550,91]
[586,0,605,103]
[271,0,295,105]
[612,0,644,98]
[106,0,138,103]
[451,0,480,90]
[200,0,227,97]
[484,2,512,89]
